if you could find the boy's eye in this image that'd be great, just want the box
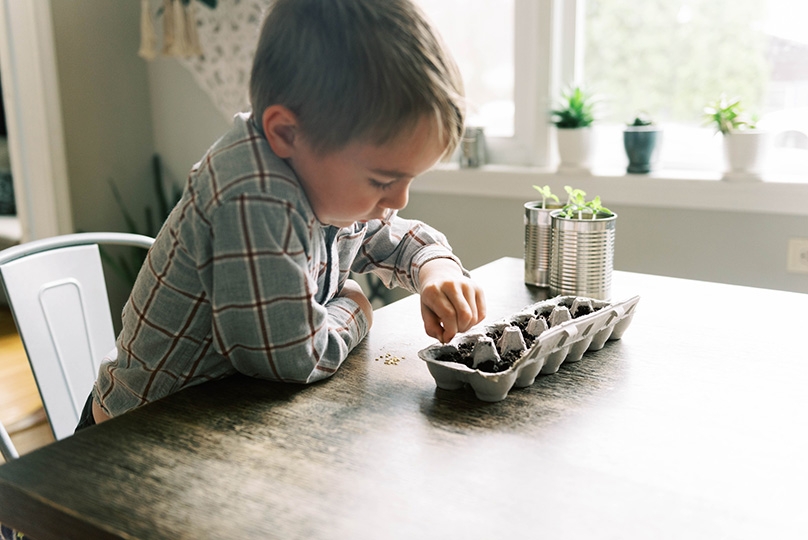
[370,178,395,190]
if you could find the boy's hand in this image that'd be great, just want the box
[418,259,486,343]
[338,278,374,328]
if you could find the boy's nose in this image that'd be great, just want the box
[381,180,411,210]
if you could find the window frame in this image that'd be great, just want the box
[484,0,585,168]
[418,0,808,215]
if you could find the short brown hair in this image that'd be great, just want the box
[249,0,465,157]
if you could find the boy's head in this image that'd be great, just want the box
[249,0,465,159]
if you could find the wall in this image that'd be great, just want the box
[49,0,158,320]
[400,191,808,294]
[50,1,155,234]
[146,58,231,187]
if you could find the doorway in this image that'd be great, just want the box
[0,73,20,251]
[0,0,73,245]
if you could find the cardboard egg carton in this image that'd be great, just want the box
[418,295,641,402]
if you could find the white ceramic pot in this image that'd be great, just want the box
[722,130,771,182]
[556,127,593,173]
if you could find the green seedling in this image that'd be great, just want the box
[557,186,613,219]
[532,185,560,209]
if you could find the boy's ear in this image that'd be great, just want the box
[261,105,298,158]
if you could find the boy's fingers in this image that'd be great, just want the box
[421,305,446,342]
[437,305,458,342]
[475,289,487,323]
[421,294,459,342]
[436,282,475,331]
[459,285,480,331]
[420,279,487,342]
[469,284,485,325]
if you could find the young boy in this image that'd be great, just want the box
[84,0,486,426]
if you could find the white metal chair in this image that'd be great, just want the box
[0,232,154,462]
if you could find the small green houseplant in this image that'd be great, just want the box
[551,84,598,172]
[549,186,617,300]
[623,112,661,174]
[524,185,563,287]
[628,114,654,127]
[703,94,769,181]
[551,86,597,128]
[703,94,757,135]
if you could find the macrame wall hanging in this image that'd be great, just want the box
[139,0,268,122]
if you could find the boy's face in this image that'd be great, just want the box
[288,116,446,228]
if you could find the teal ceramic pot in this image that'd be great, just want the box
[623,126,661,174]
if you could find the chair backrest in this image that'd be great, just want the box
[0,232,153,460]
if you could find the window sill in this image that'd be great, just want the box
[412,165,808,216]
[0,215,21,242]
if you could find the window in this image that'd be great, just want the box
[416,0,515,138]
[584,0,808,177]
[416,0,548,166]
[421,0,808,178]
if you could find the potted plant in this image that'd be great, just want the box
[623,112,661,174]
[549,187,617,301]
[524,185,562,287]
[551,85,598,173]
[703,94,771,181]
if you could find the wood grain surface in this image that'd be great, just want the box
[1,257,807,539]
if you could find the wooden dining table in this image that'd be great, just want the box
[1,256,807,539]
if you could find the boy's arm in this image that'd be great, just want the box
[348,212,465,292]
[207,197,370,384]
[337,278,373,327]
[348,213,486,341]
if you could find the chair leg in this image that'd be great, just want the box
[0,420,19,462]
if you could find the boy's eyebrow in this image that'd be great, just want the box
[369,167,415,179]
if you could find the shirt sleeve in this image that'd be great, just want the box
[347,211,468,293]
[207,195,369,383]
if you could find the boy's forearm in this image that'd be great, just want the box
[416,257,466,291]
[351,214,462,293]
[336,278,373,326]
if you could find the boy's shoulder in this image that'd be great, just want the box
[190,113,310,217]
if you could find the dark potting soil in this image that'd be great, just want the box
[435,301,601,373]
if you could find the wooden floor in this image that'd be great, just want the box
[0,306,54,461]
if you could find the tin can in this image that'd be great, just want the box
[549,211,617,301]
[524,201,562,287]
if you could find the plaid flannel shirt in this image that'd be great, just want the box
[93,113,463,417]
